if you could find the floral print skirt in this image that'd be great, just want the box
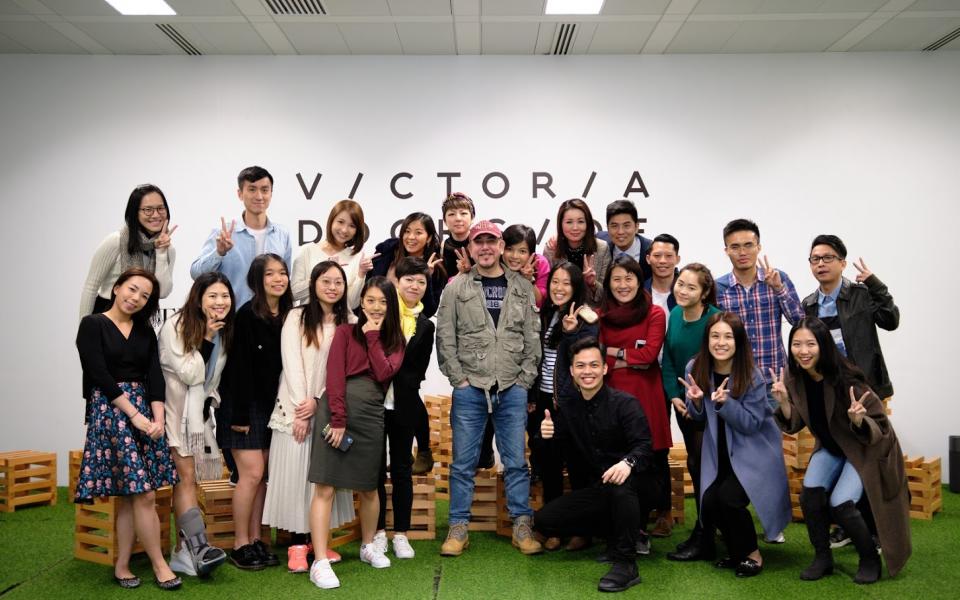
[75,381,178,503]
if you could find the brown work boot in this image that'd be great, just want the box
[651,511,673,538]
[440,523,469,556]
[512,516,543,555]
[565,535,591,551]
[411,447,434,475]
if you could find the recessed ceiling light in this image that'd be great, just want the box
[545,0,604,15]
[104,0,176,16]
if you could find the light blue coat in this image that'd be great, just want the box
[685,362,791,537]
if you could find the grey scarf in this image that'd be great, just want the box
[117,226,158,273]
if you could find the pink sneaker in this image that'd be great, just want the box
[287,545,309,573]
[325,548,342,564]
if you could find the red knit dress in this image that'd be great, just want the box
[599,305,672,451]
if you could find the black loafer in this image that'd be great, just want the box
[735,558,763,578]
[667,542,716,562]
[230,544,265,570]
[714,557,738,569]
[252,539,280,567]
[114,575,141,589]
[155,576,182,590]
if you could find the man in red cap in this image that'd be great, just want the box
[436,220,543,557]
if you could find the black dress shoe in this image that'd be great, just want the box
[735,558,763,578]
[714,557,738,569]
[476,454,495,470]
[667,542,716,562]
[230,544,265,570]
[597,562,641,593]
[252,539,280,567]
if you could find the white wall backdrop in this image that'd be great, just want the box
[1,52,957,484]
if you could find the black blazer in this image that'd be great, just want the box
[393,314,435,422]
[368,238,446,318]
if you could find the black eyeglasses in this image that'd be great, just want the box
[139,206,168,217]
[808,255,839,264]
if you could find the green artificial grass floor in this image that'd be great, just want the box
[1,487,957,599]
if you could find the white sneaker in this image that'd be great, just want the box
[309,559,340,589]
[392,534,415,559]
[360,544,391,569]
[764,532,786,544]
[372,530,388,554]
[169,545,197,576]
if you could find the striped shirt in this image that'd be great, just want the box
[716,266,803,384]
[539,313,560,394]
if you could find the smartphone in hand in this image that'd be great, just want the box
[321,423,355,452]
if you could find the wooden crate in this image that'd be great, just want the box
[197,479,271,549]
[905,456,942,520]
[426,395,453,499]
[783,429,815,470]
[0,450,57,512]
[467,468,499,532]
[668,444,695,496]
[668,461,686,525]
[74,486,172,565]
[69,449,83,494]
[383,475,436,540]
[883,396,892,416]
[786,465,805,522]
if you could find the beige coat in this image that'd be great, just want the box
[776,374,911,577]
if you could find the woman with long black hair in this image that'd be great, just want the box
[368,212,446,317]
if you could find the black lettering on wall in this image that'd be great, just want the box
[582,171,597,198]
[296,172,322,200]
[389,219,403,239]
[299,220,323,245]
[532,172,555,199]
[535,219,551,245]
[391,172,413,199]
[349,173,364,199]
[437,172,462,197]
[623,171,649,198]
[482,172,509,199]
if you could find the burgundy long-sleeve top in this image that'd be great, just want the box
[325,323,404,428]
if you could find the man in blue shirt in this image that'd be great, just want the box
[190,166,292,307]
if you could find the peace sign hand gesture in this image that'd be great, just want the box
[561,302,584,332]
[712,377,730,405]
[155,220,177,250]
[848,386,869,427]
[678,374,704,407]
[520,254,537,282]
[760,255,783,291]
[427,252,443,275]
[769,367,789,405]
[216,217,235,257]
[583,254,597,288]
[853,257,873,283]
[454,247,472,274]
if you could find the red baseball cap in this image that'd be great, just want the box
[468,220,502,242]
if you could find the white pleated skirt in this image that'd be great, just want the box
[263,429,356,533]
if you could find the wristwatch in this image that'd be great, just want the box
[622,456,637,469]
[616,348,625,361]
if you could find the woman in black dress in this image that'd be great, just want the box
[75,268,181,590]
[217,253,292,570]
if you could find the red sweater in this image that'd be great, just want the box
[325,324,404,428]
[599,305,671,450]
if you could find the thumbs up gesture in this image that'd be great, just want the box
[541,409,554,440]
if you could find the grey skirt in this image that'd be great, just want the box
[308,375,385,491]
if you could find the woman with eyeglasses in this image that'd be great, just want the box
[80,184,177,319]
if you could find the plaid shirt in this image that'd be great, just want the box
[716,266,803,384]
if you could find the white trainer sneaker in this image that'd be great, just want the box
[169,545,198,577]
[372,530,388,554]
[392,534,415,559]
[360,543,391,569]
[309,559,340,589]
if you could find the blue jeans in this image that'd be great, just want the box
[449,384,532,525]
[803,448,863,506]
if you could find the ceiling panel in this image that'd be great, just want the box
[71,22,178,53]
[724,18,862,52]
[904,0,960,10]
[0,30,27,51]
[396,21,455,53]
[481,21,539,53]
[756,0,825,13]
[37,0,117,17]
[0,19,83,52]
[455,20,481,53]
[184,22,271,54]
[452,0,480,17]
[0,2,30,15]
[534,21,556,53]
[324,0,392,17]
[337,22,402,54]
[817,0,889,12]
[692,0,766,15]
[601,0,670,15]
[852,15,960,50]
[387,0,452,16]
[587,21,656,53]
[279,22,349,53]
[165,0,242,17]
[482,0,544,17]
[666,20,740,52]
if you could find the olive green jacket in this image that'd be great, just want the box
[436,266,541,393]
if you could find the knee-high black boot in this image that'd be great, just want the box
[832,500,881,584]
[799,487,833,580]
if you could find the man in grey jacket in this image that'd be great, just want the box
[436,220,543,557]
